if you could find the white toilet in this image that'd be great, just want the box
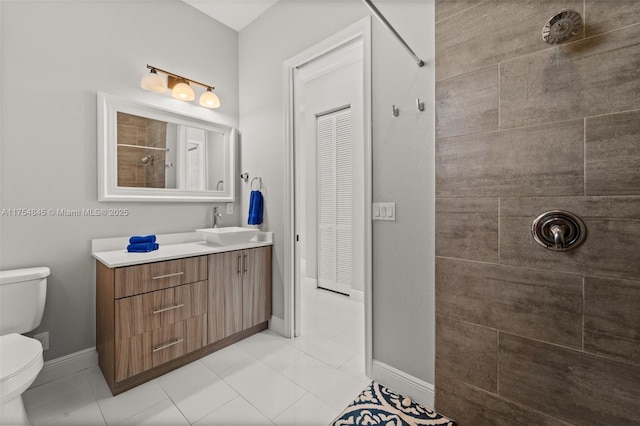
[0,267,49,425]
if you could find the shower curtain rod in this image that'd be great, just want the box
[362,0,425,67]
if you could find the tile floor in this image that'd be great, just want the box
[23,284,368,425]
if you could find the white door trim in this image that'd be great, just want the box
[283,16,373,377]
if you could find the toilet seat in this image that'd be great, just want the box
[0,334,43,402]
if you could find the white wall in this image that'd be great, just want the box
[0,0,240,361]
[239,1,436,384]
[296,54,364,292]
[207,131,227,191]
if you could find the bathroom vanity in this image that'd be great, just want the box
[92,232,272,395]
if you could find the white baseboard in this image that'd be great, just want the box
[268,315,286,337]
[30,347,99,389]
[350,288,364,303]
[371,359,435,409]
[304,277,317,288]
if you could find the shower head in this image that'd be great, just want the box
[140,154,154,164]
[542,9,582,44]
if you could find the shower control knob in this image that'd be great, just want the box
[531,210,586,251]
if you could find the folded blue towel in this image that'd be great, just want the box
[129,235,156,244]
[248,190,263,225]
[127,242,159,253]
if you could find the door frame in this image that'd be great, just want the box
[283,16,372,377]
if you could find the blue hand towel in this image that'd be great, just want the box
[127,242,159,253]
[129,235,156,244]
[248,190,263,225]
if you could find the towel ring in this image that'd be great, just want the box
[251,177,262,191]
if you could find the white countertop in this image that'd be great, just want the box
[92,231,273,268]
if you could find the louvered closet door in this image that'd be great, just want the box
[317,108,352,295]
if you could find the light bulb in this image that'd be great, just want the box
[199,88,220,108]
[172,81,195,101]
[140,69,166,93]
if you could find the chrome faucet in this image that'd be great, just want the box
[212,206,222,228]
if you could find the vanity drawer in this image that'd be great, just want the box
[152,315,207,366]
[115,281,207,340]
[115,256,207,298]
[115,314,207,382]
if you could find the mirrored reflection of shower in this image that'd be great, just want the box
[140,154,155,165]
[116,112,227,190]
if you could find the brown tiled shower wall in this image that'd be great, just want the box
[116,112,166,188]
[434,1,640,425]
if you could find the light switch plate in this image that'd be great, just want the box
[372,202,395,221]
[226,203,234,214]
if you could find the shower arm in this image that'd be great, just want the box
[361,0,425,67]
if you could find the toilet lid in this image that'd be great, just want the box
[0,266,50,285]
[0,333,43,383]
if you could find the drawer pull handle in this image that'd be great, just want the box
[153,339,183,353]
[152,304,185,314]
[152,272,184,280]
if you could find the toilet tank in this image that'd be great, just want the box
[0,267,49,335]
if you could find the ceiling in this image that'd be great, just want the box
[182,0,280,31]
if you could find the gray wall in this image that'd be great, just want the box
[239,1,436,383]
[434,1,640,424]
[0,0,240,361]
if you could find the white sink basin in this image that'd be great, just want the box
[196,227,259,246]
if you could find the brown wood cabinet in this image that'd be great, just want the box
[208,246,272,344]
[242,246,272,330]
[114,280,207,382]
[96,247,272,395]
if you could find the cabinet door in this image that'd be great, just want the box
[243,246,272,330]
[208,251,243,343]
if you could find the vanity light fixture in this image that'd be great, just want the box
[140,68,166,93]
[171,78,195,101]
[140,64,220,108]
[199,87,221,108]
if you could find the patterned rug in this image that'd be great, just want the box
[331,382,454,426]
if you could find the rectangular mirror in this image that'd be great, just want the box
[97,92,236,202]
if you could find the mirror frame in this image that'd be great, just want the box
[97,92,236,202]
